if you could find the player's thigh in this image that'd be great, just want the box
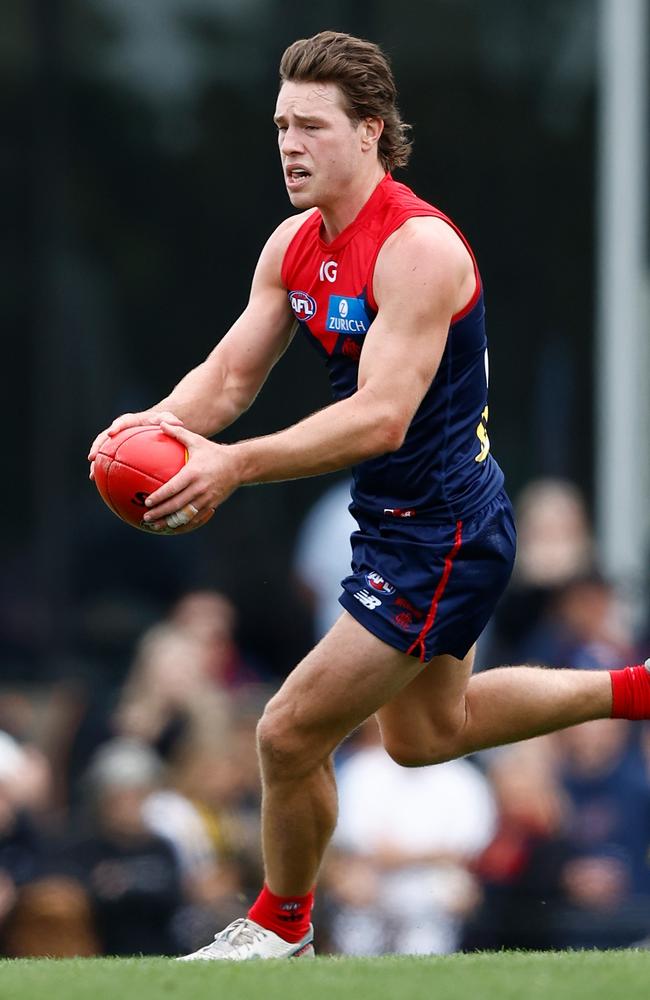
[375,645,475,765]
[259,610,425,764]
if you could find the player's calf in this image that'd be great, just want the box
[380,701,469,767]
[383,734,463,767]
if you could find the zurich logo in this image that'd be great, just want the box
[326,295,370,335]
[289,290,317,321]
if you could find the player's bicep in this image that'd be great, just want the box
[358,224,462,423]
[358,303,450,399]
[214,285,294,378]
[202,218,303,395]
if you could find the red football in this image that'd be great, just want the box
[93,425,213,534]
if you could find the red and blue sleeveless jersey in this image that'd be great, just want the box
[281,174,504,521]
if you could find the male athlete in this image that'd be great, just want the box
[88,32,650,960]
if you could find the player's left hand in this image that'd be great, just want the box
[141,422,241,530]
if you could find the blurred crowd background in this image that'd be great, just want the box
[2,0,650,957]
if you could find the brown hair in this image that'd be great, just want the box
[279,31,412,172]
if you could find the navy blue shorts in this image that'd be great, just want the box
[338,490,516,662]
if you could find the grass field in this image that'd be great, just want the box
[1,951,649,1000]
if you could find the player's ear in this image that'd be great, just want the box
[361,117,384,151]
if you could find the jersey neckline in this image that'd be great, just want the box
[317,173,393,253]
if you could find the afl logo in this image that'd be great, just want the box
[290,290,317,321]
[366,571,396,595]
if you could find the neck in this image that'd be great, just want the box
[319,165,387,242]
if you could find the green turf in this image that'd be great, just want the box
[1,952,649,1000]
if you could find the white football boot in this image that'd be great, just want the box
[177,917,315,961]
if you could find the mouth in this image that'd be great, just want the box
[285,166,311,190]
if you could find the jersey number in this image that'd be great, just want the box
[474,406,490,463]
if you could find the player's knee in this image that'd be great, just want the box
[256,708,295,770]
[255,703,314,779]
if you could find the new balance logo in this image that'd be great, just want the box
[353,589,382,610]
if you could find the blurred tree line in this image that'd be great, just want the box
[3,0,596,681]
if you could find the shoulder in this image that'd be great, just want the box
[378,215,473,276]
[373,215,474,311]
[253,210,318,285]
[265,210,319,260]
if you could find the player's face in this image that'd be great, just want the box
[274,80,367,209]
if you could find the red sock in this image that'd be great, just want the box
[610,664,650,720]
[247,884,314,943]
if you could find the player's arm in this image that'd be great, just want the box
[152,217,302,435]
[142,217,474,524]
[234,216,474,477]
[87,214,305,464]
[234,217,466,475]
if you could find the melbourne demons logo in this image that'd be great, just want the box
[289,290,317,321]
[366,571,396,595]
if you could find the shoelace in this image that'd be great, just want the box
[199,919,267,956]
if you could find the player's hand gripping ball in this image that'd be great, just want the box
[93,426,214,535]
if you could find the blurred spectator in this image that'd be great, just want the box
[325,721,496,955]
[0,733,48,935]
[2,877,99,957]
[552,720,650,947]
[143,729,261,887]
[113,621,232,759]
[319,850,394,955]
[169,855,249,958]
[513,479,594,586]
[0,730,52,818]
[164,734,260,867]
[482,478,596,666]
[151,704,267,955]
[60,591,271,955]
[0,686,73,817]
[464,737,571,950]
[157,755,253,959]
[142,782,217,881]
[65,589,260,794]
[169,589,266,687]
[519,573,637,670]
[71,739,183,955]
[293,478,356,640]
[466,722,650,950]
[0,729,98,957]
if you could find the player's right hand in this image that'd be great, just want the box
[87,410,184,480]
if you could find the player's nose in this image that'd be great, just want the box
[280,124,304,155]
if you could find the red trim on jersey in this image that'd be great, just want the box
[315,173,393,253]
[282,211,338,355]
[407,520,463,662]
[281,210,320,289]
[280,175,482,359]
[451,272,482,324]
[364,193,483,325]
